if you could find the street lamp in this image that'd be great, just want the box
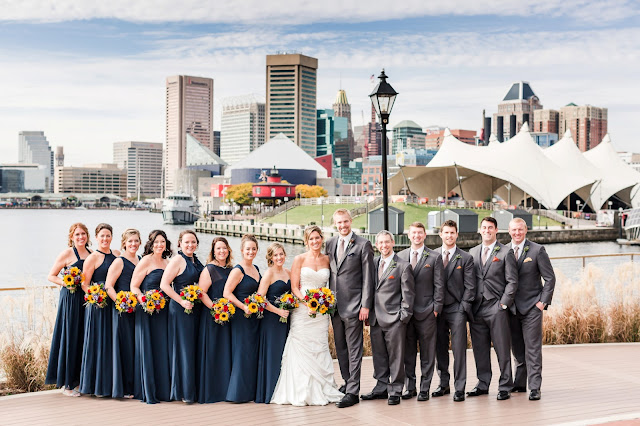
[284,197,289,228]
[370,69,398,232]
[320,196,325,228]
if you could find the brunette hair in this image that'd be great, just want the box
[409,221,426,232]
[95,223,113,236]
[303,225,324,246]
[120,228,141,250]
[481,216,498,228]
[207,237,233,267]
[143,229,172,258]
[241,234,259,251]
[266,242,286,267]
[177,230,199,248]
[440,220,458,232]
[67,222,91,248]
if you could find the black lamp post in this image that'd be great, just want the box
[369,69,398,232]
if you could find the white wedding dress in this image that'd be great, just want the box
[270,267,344,406]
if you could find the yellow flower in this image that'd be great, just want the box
[99,290,107,299]
[327,294,335,304]
[228,305,236,314]
[322,288,331,295]
[308,298,319,310]
[89,284,99,293]
[151,292,161,300]
[63,275,74,285]
[319,305,328,314]
[220,312,229,321]
[159,299,166,309]
[219,298,228,304]
[248,302,258,313]
[186,291,197,301]
[146,300,155,310]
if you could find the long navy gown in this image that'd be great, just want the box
[111,256,138,398]
[226,264,261,403]
[45,246,89,390]
[134,268,170,404]
[79,250,116,396]
[168,251,204,403]
[255,279,291,403]
[197,264,232,403]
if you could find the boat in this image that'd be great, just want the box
[162,194,199,224]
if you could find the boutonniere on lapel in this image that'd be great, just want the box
[523,246,530,253]
[492,245,501,262]
[422,250,430,258]
[524,257,533,263]
[387,260,397,279]
[454,254,462,260]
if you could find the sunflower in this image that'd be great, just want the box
[146,300,155,310]
[151,292,161,301]
[89,284,99,293]
[228,305,236,314]
[63,275,74,285]
[308,298,319,310]
[70,267,81,276]
[159,299,166,308]
[322,288,331,295]
[319,305,328,314]
[219,297,229,304]
[186,291,197,301]
[220,312,229,321]
[327,294,336,304]
[248,302,258,313]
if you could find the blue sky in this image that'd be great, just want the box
[0,1,639,166]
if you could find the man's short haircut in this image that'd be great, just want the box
[332,208,352,222]
[509,217,527,228]
[440,220,458,232]
[481,216,498,228]
[376,230,394,242]
[409,221,426,232]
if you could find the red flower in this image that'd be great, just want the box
[314,293,320,299]
[304,295,309,301]
[141,296,146,302]
[97,296,103,303]
[84,295,88,301]
[223,305,228,312]
[492,257,500,262]
[215,313,220,319]
[244,297,250,303]
[180,292,184,297]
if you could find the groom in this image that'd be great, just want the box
[326,208,375,408]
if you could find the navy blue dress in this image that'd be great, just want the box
[79,249,116,396]
[168,251,204,402]
[197,264,232,403]
[45,246,89,389]
[226,264,261,403]
[112,256,138,398]
[134,269,170,404]
[255,279,291,403]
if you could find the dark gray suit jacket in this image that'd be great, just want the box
[469,241,518,315]
[326,233,375,319]
[370,254,415,327]
[506,240,555,315]
[434,247,476,320]
[397,246,444,320]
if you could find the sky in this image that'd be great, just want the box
[0,0,639,166]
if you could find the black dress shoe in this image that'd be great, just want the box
[336,393,359,408]
[360,390,388,400]
[417,392,429,401]
[529,389,541,400]
[402,389,417,400]
[339,384,347,394]
[497,391,511,400]
[466,387,489,397]
[431,385,450,397]
[388,396,401,405]
[453,391,465,402]
[511,386,527,393]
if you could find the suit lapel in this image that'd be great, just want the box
[517,241,529,269]
[329,239,337,272]
[414,246,428,271]
[337,236,355,271]
[482,243,500,279]
[378,254,396,288]
[447,247,460,279]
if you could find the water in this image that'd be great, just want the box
[1,209,639,289]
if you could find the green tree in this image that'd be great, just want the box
[296,184,328,198]
[224,182,254,206]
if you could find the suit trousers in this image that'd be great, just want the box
[470,299,513,392]
[331,314,363,395]
[404,313,437,393]
[435,303,468,392]
[370,320,407,396]
[509,307,543,391]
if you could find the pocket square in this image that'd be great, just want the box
[389,275,395,279]
[424,264,431,268]
[492,257,500,262]
[456,265,462,269]
[524,257,533,263]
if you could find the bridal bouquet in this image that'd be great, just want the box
[304,287,336,318]
[244,292,267,319]
[140,289,166,315]
[61,266,84,294]
[210,297,236,325]
[84,283,108,308]
[276,292,299,323]
[180,285,203,314]
[115,291,138,315]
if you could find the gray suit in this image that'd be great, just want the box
[370,254,415,396]
[469,241,518,392]
[397,246,443,394]
[327,232,375,395]
[433,247,476,393]
[506,240,555,391]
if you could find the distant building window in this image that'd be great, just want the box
[286,187,291,195]
[256,187,261,194]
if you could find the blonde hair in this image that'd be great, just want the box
[509,217,528,228]
[266,242,286,267]
[332,208,352,222]
[241,234,259,251]
[68,222,90,248]
[303,225,324,246]
[120,228,141,250]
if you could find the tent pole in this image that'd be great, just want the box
[445,170,448,205]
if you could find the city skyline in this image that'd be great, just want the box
[0,1,638,166]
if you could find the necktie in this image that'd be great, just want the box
[411,251,418,268]
[378,259,386,280]
[482,246,490,266]
[337,239,345,262]
[443,250,449,268]
[514,246,520,260]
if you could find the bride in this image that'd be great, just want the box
[270,226,344,406]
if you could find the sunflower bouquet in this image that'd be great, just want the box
[61,266,84,294]
[210,297,236,325]
[84,282,109,308]
[115,290,137,315]
[140,289,166,315]
[276,292,299,323]
[304,287,336,318]
[243,292,267,319]
[180,284,203,314]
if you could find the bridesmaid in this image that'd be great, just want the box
[45,223,91,396]
[196,237,233,403]
[105,228,140,399]
[131,230,172,404]
[79,223,120,397]
[160,230,204,404]
[224,234,262,403]
[255,242,291,403]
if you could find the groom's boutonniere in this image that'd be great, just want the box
[389,260,397,270]
[422,250,429,258]
[454,254,462,260]
[493,245,501,254]
[524,246,530,254]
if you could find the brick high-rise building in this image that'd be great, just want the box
[559,103,608,152]
[533,109,559,134]
[492,81,542,141]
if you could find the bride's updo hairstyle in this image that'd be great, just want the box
[266,242,286,267]
[303,225,323,246]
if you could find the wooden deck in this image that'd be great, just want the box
[2,343,639,425]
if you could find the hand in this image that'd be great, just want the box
[434,311,438,317]
[181,300,194,310]
[243,305,251,316]
[280,309,290,319]
[359,307,369,321]
[136,294,144,305]
[536,301,545,311]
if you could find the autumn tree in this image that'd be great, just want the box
[295,184,328,198]
[224,182,254,206]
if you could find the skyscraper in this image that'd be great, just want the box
[165,75,214,194]
[316,109,347,158]
[492,81,542,141]
[220,94,265,165]
[113,141,163,198]
[392,120,425,154]
[266,53,318,157]
[559,103,608,152]
[18,131,53,192]
[333,89,356,163]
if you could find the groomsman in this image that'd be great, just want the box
[362,230,415,405]
[433,220,476,402]
[507,218,555,401]
[468,217,518,401]
[397,222,444,401]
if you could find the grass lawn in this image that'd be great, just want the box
[260,203,363,227]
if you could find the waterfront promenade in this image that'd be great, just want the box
[2,343,638,425]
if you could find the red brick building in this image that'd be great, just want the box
[559,103,608,152]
